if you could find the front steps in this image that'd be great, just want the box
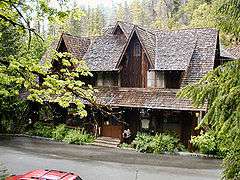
[91,137,121,148]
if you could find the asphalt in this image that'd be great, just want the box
[0,136,222,180]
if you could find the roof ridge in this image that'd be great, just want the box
[135,26,155,35]
[62,32,93,39]
[116,21,217,33]
[155,27,217,33]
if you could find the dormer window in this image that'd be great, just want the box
[113,25,124,35]
[134,42,141,57]
[165,71,183,89]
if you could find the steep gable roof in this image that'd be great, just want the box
[83,34,127,71]
[154,29,197,70]
[136,26,156,67]
[220,47,237,60]
[60,33,91,59]
[181,28,218,86]
[115,26,156,69]
[113,21,134,38]
[44,22,219,85]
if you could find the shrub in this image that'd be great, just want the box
[222,149,240,180]
[191,131,217,155]
[132,133,155,153]
[63,129,95,145]
[119,143,133,149]
[28,122,53,138]
[52,124,68,141]
[152,134,179,153]
[132,132,184,154]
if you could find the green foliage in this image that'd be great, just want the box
[178,61,240,147]
[27,122,94,145]
[0,0,93,137]
[182,0,240,44]
[218,0,240,38]
[178,60,240,178]
[119,143,133,149]
[27,51,94,117]
[132,133,154,153]
[132,133,184,154]
[222,149,240,180]
[0,98,29,133]
[52,124,68,141]
[63,129,95,145]
[152,133,180,153]
[191,131,217,155]
[28,121,53,138]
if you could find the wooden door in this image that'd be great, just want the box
[102,124,123,140]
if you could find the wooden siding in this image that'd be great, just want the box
[113,25,124,35]
[58,39,68,52]
[120,33,149,88]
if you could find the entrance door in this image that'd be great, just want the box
[102,123,123,141]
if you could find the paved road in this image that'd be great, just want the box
[0,136,222,180]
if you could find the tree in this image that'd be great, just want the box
[116,3,125,22]
[130,0,146,26]
[182,0,240,45]
[27,51,95,117]
[0,0,92,132]
[218,0,240,41]
[178,60,240,179]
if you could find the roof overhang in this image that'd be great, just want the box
[90,87,207,112]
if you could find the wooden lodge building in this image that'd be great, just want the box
[44,21,237,147]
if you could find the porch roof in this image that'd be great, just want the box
[94,87,206,111]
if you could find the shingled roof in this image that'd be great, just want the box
[115,21,134,38]
[136,26,156,66]
[61,33,91,59]
[83,34,127,71]
[154,29,197,70]
[226,44,240,59]
[94,87,206,111]
[48,22,219,86]
[220,46,237,60]
[181,29,218,86]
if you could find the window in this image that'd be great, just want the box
[165,71,183,89]
[134,42,141,57]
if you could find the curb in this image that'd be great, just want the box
[0,133,54,142]
[176,151,221,159]
[119,147,221,159]
[0,134,221,159]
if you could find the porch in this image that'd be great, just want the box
[95,107,202,149]
[87,87,206,149]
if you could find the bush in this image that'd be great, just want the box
[222,149,240,180]
[119,143,133,149]
[132,132,184,154]
[152,134,179,153]
[132,133,154,153]
[191,131,218,155]
[52,124,68,141]
[63,129,95,145]
[28,122,53,138]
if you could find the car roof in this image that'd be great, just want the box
[20,169,80,180]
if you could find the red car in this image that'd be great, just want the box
[6,169,83,180]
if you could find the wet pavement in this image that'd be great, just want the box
[0,136,222,180]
